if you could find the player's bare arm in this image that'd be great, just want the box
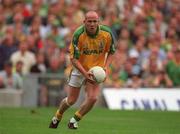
[70,58,95,83]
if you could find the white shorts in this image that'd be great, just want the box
[68,68,86,88]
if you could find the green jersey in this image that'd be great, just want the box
[166,60,180,86]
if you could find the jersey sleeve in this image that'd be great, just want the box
[108,32,116,54]
[69,26,84,59]
[69,37,80,59]
[100,25,116,54]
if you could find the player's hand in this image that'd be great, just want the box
[103,67,107,82]
[103,67,108,74]
[85,72,96,84]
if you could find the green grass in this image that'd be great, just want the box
[0,107,180,134]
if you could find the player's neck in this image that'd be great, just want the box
[85,26,99,38]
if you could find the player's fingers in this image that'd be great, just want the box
[87,77,96,84]
[87,72,93,76]
[103,76,107,82]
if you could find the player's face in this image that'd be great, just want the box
[84,16,99,35]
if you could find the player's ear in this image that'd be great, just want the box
[98,18,100,22]
[83,19,86,24]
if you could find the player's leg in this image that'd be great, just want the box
[77,82,100,116]
[49,86,80,128]
[68,82,100,129]
[56,86,80,119]
[49,69,84,129]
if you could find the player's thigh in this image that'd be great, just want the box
[85,82,100,98]
[67,85,81,101]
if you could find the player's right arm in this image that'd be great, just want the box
[69,27,95,83]
[70,53,95,84]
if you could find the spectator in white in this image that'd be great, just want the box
[126,65,143,89]
[149,11,167,39]
[15,60,24,77]
[142,51,163,73]
[30,52,47,73]
[141,33,166,71]
[0,61,23,89]
[10,39,36,75]
[129,36,149,66]
[128,49,141,74]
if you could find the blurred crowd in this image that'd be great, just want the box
[0,0,180,90]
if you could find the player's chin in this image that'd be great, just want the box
[89,28,96,33]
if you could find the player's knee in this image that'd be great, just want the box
[67,97,77,105]
[88,96,97,104]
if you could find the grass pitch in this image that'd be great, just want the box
[0,107,180,134]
